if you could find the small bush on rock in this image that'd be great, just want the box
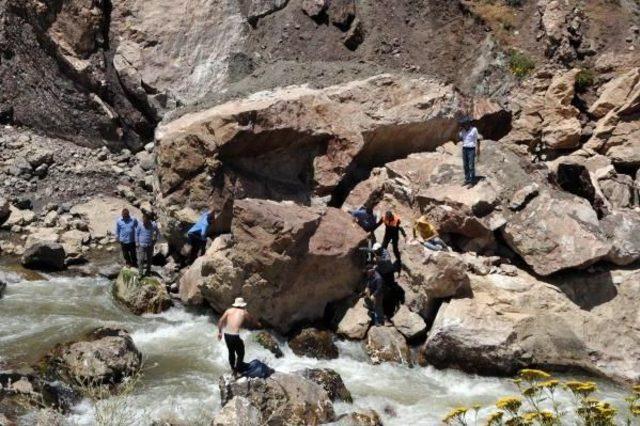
[575,68,595,92]
[509,51,535,79]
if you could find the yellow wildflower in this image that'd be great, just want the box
[443,406,468,424]
[519,369,551,381]
[565,381,597,396]
[496,396,522,413]
[539,379,560,390]
[486,411,504,426]
[634,384,640,394]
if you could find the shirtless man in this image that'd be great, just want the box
[217,297,260,376]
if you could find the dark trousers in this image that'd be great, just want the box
[463,147,476,184]
[188,235,206,264]
[137,245,153,276]
[224,334,245,373]
[382,231,401,264]
[121,242,137,267]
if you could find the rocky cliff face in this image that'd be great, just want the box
[1,0,640,390]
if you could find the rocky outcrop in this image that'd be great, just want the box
[218,373,335,425]
[423,269,640,384]
[300,368,352,403]
[391,305,427,340]
[43,327,142,387]
[212,396,261,426]
[289,328,339,360]
[113,268,172,315]
[502,190,611,276]
[601,210,640,266]
[155,74,465,243]
[253,331,283,358]
[194,199,367,332]
[70,197,142,240]
[365,326,411,365]
[21,241,66,271]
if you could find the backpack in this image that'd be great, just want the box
[240,359,274,379]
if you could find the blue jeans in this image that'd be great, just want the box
[463,147,476,184]
[423,237,447,251]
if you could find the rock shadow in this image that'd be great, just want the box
[548,269,617,311]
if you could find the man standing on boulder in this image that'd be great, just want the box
[135,212,159,277]
[115,208,138,267]
[458,116,481,187]
[186,209,216,264]
[217,297,261,377]
[364,267,385,326]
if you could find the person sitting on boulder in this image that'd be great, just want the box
[115,208,138,267]
[413,215,449,252]
[217,297,262,377]
[364,267,385,326]
[350,205,378,236]
[186,208,216,264]
[375,210,406,267]
[135,212,159,277]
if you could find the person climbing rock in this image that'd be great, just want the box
[376,210,406,267]
[413,215,449,252]
[186,208,216,264]
[115,208,138,267]
[371,243,405,323]
[458,116,481,187]
[364,267,385,326]
[135,212,159,277]
[350,205,378,236]
[217,297,261,377]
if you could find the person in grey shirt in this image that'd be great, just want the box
[458,116,481,186]
[135,213,159,277]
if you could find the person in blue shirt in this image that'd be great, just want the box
[186,210,216,264]
[115,209,138,267]
[136,213,159,276]
[349,206,377,234]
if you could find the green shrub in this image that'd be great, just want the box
[505,0,524,6]
[509,51,535,79]
[575,68,595,92]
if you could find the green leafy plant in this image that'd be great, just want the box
[509,51,535,79]
[575,69,595,92]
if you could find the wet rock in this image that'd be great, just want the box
[289,328,339,360]
[0,280,6,298]
[253,331,283,358]
[218,372,335,425]
[601,210,640,266]
[502,190,611,276]
[328,410,383,426]
[114,268,172,315]
[195,199,367,333]
[365,326,410,365]
[391,305,427,340]
[44,327,142,388]
[423,269,640,384]
[213,396,261,426]
[178,255,205,306]
[337,298,371,340]
[21,241,66,271]
[97,263,122,280]
[300,368,352,403]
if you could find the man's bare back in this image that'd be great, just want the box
[217,307,249,338]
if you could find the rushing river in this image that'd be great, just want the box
[0,272,629,425]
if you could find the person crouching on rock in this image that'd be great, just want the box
[364,267,385,326]
[186,208,216,265]
[349,205,378,237]
[135,213,159,277]
[115,208,138,267]
[217,298,262,378]
[413,215,450,252]
[376,210,406,270]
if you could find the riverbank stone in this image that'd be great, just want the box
[113,267,172,315]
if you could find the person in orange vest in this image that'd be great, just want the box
[375,210,406,266]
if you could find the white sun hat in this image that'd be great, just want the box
[232,297,247,308]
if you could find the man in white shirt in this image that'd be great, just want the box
[458,116,481,186]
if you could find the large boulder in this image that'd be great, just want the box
[299,368,352,403]
[212,396,261,426]
[364,326,411,365]
[327,410,383,426]
[43,327,142,387]
[253,331,283,358]
[288,328,339,360]
[218,372,335,425]
[391,305,427,340]
[502,190,611,276]
[21,241,66,271]
[337,298,371,340]
[113,268,172,315]
[70,197,142,239]
[155,74,465,244]
[196,199,367,332]
[601,210,640,266]
[423,269,640,384]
